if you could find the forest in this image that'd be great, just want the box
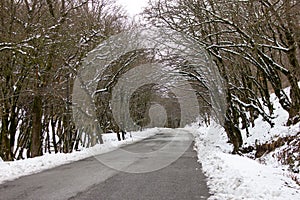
[0,0,299,161]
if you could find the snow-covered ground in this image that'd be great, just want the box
[187,86,300,199]
[0,128,158,184]
[187,122,299,200]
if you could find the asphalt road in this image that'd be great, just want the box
[0,129,210,200]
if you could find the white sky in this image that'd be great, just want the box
[116,0,149,17]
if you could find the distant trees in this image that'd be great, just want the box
[0,0,128,160]
[145,0,300,153]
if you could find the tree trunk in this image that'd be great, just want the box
[285,30,300,125]
[51,117,58,153]
[30,95,43,157]
[9,105,17,160]
[0,111,11,161]
[224,115,243,154]
[287,73,300,125]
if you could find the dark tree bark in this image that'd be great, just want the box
[30,95,43,157]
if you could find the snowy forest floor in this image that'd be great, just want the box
[189,86,300,200]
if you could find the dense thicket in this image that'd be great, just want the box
[145,0,300,153]
[0,0,128,160]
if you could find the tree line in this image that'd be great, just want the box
[144,0,300,153]
[0,0,128,161]
[1,0,299,161]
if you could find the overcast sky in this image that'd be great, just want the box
[117,0,149,17]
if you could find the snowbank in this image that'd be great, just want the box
[186,122,300,200]
[240,87,300,175]
[0,128,158,184]
[186,83,300,199]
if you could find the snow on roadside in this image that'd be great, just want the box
[240,87,300,177]
[185,83,300,199]
[0,128,158,184]
[185,122,300,200]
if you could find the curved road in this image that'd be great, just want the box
[0,129,210,200]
